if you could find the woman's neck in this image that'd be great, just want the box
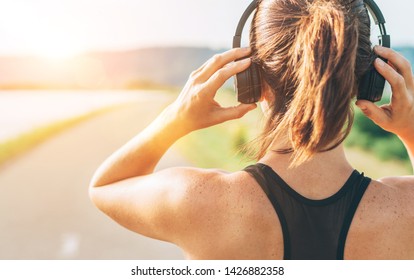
[261,142,352,169]
[259,144,355,200]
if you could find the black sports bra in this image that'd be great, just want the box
[244,163,371,260]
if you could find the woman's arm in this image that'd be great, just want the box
[89,48,256,241]
[91,49,255,187]
[90,47,255,187]
[356,46,414,173]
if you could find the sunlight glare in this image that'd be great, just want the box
[34,42,82,61]
[29,20,84,61]
[0,2,85,60]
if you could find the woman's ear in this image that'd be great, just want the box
[259,79,274,115]
[260,79,274,103]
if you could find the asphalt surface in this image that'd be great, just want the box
[0,97,187,259]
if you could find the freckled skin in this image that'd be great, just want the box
[90,47,414,260]
[167,158,413,260]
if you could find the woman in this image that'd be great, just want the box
[89,0,414,259]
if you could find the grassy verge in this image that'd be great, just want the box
[175,88,262,171]
[176,88,411,178]
[0,105,124,167]
[176,122,257,171]
[345,147,411,178]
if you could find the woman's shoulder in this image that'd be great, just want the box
[174,167,275,235]
[171,167,279,258]
[360,176,414,222]
[365,176,414,204]
[377,175,414,189]
[175,167,265,206]
[185,168,273,228]
[347,176,414,258]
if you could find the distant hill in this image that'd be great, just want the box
[0,46,412,90]
[0,47,225,90]
[89,47,227,88]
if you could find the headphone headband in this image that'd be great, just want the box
[232,0,390,48]
[233,0,391,103]
[364,0,390,47]
[364,0,386,25]
[233,0,258,48]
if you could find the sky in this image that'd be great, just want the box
[0,0,413,58]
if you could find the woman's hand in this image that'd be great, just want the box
[166,48,257,135]
[89,48,259,238]
[356,46,414,141]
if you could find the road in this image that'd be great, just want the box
[0,96,186,259]
[0,90,157,141]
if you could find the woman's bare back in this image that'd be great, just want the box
[178,169,414,260]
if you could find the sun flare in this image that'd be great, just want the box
[32,34,84,61]
[1,2,86,60]
[34,44,82,61]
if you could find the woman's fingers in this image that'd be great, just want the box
[204,57,252,95]
[355,99,391,128]
[357,47,414,138]
[171,49,256,131]
[216,103,258,123]
[375,46,414,90]
[374,58,407,100]
[194,47,251,82]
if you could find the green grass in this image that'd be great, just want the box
[0,105,123,167]
[175,88,262,171]
[345,147,412,179]
[176,122,257,171]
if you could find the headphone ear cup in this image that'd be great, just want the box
[358,56,386,102]
[235,62,262,104]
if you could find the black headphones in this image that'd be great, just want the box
[233,0,391,104]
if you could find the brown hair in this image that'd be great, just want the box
[249,0,373,166]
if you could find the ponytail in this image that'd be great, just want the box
[250,0,365,166]
[285,0,358,165]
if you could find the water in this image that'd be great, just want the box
[0,90,167,142]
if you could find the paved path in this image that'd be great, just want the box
[0,90,158,142]
[0,97,187,259]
